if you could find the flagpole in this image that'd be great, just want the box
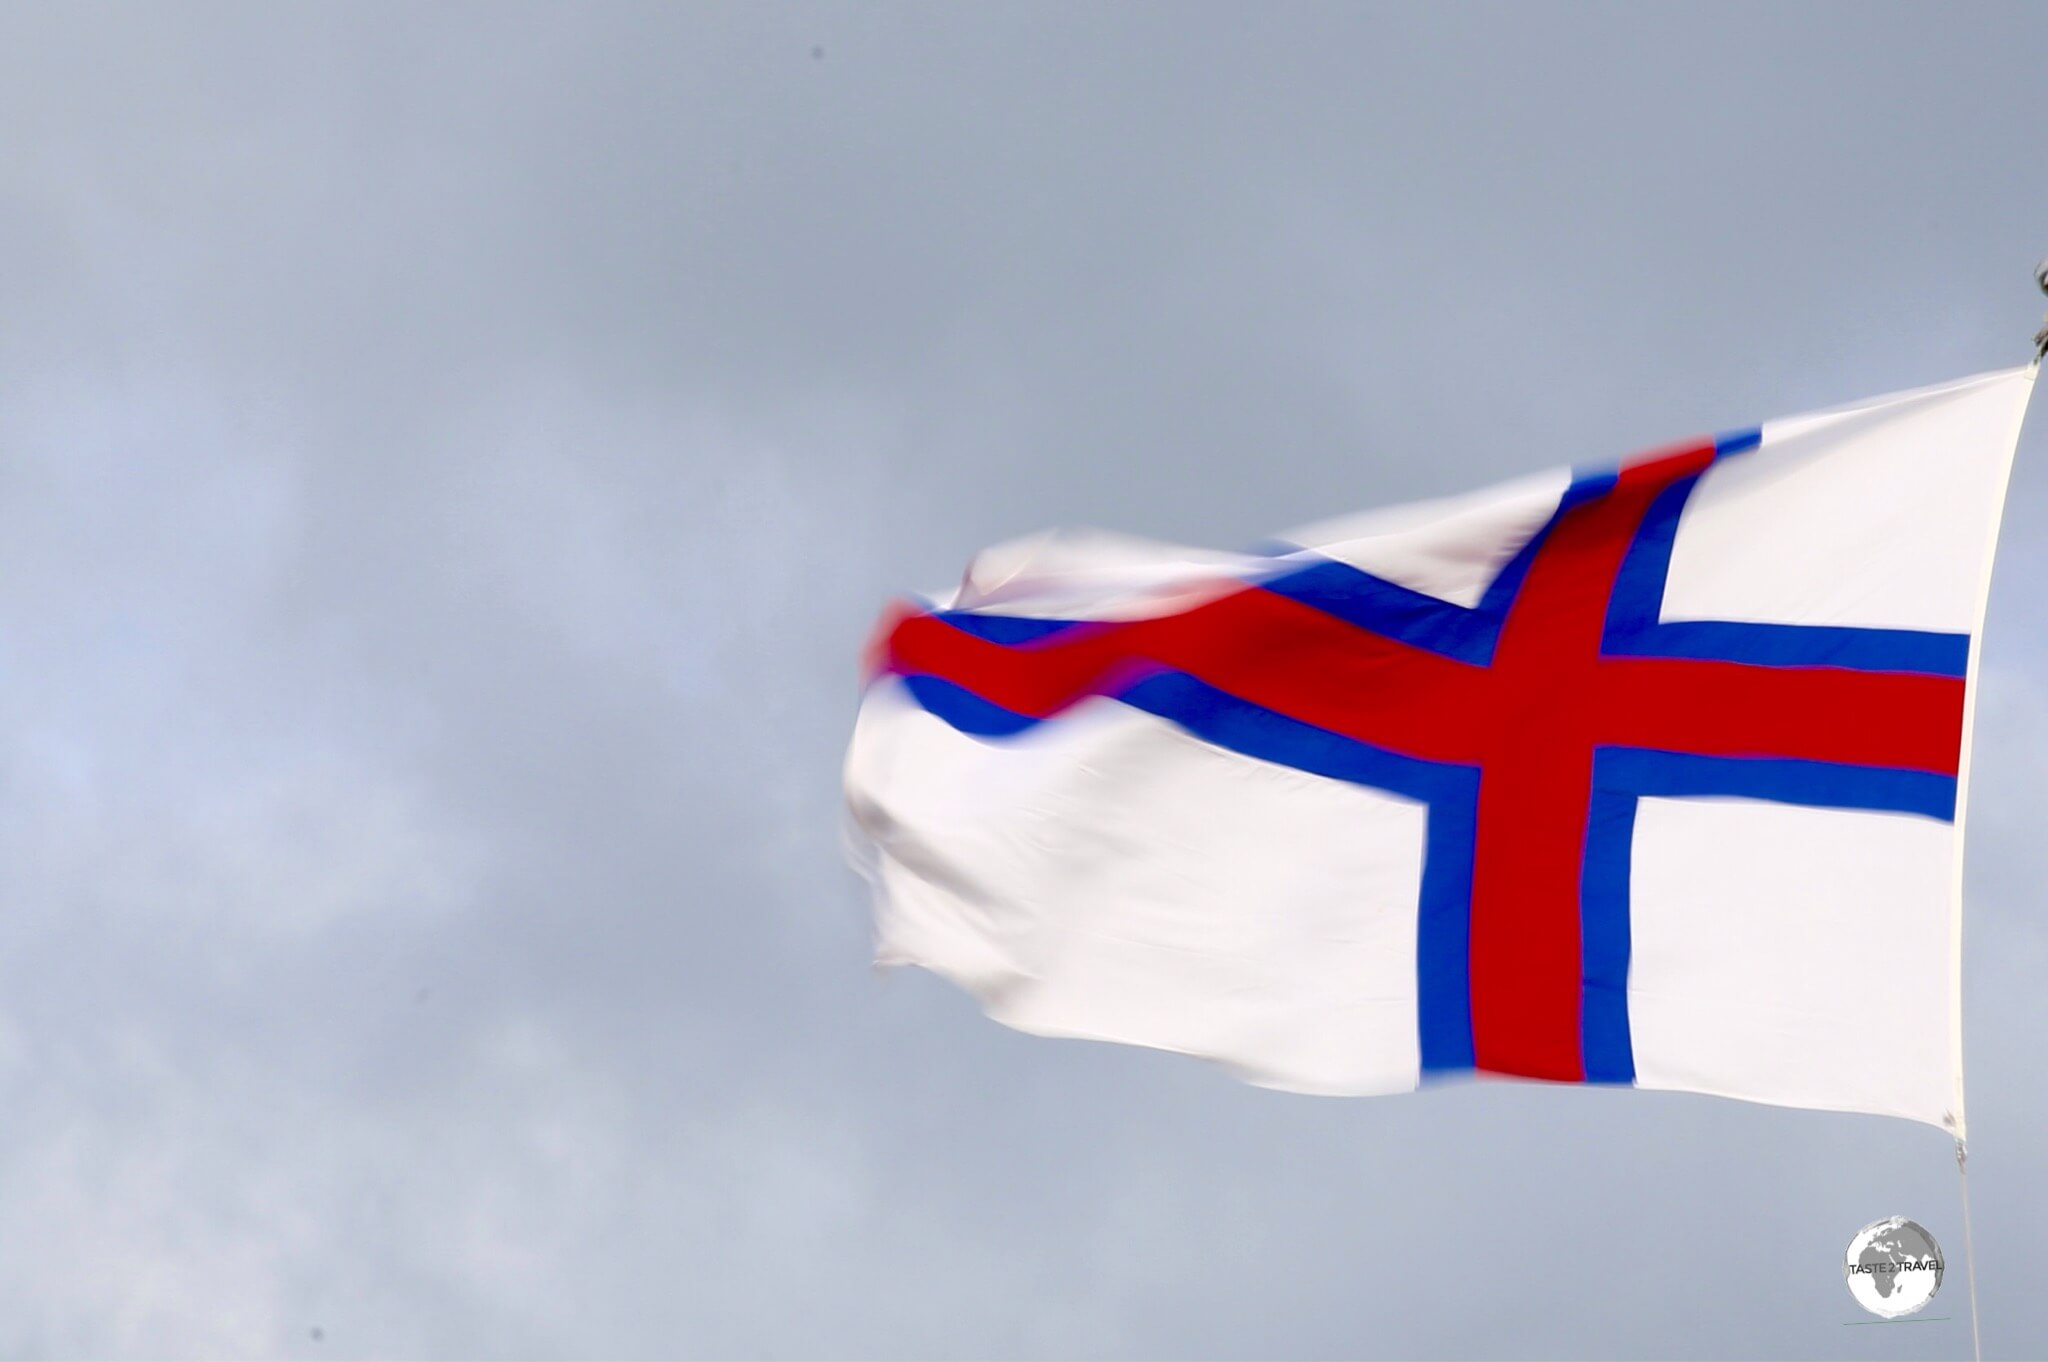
[1949,263,2048,1362]
[1957,1140,1982,1362]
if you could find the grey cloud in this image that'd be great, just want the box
[0,2,2043,1357]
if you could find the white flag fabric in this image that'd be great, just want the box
[845,367,2035,1135]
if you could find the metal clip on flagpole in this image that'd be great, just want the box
[2034,257,2048,365]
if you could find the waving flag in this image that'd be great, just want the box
[844,367,2036,1134]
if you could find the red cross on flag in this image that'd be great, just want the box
[844,366,2036,1135]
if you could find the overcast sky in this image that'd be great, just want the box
[1,3,2046,1358]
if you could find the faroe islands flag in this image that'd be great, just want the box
[844,367,2036,1136]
